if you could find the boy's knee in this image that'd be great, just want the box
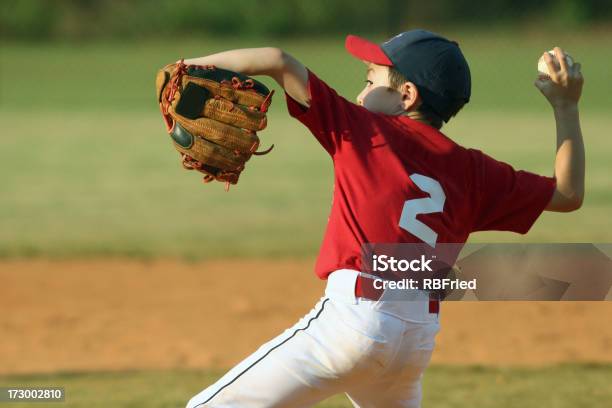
[185,396,203,408]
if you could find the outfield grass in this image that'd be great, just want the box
[0,31,610,258]
[1,30,612,114]
[0,110,610,258]
[0,364,610,407]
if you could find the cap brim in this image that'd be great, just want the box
[345,35,393,66]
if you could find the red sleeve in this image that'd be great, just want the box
[470,149,556,234]
[285,70,361,156]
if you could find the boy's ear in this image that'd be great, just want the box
[400,81,421,112]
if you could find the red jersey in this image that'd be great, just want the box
[285,71,556,279]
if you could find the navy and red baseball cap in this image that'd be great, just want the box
[346,29,471,122]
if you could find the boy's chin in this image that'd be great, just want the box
[364,106,402,115]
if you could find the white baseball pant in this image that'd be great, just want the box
[186,269,440,408]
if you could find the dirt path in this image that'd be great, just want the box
[1,259,611,374]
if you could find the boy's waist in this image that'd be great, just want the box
[325,269,440,323]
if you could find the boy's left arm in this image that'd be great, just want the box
[184,48,368,156]
[183,47,310,108]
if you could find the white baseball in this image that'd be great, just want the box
[538,49,574,77]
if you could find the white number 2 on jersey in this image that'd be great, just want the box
[398,174,446,248]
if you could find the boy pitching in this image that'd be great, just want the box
[184,29,584,407]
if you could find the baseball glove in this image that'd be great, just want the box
[156,59,274,189]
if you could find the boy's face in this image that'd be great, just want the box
[356,63,407,115]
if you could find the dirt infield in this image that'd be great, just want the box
[1,259,611,374]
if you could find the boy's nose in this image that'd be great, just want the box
[356,88,366,105]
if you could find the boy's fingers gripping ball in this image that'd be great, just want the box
[537,49,574,79]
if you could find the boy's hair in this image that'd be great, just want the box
[388,67,444,129]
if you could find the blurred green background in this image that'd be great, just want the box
[2,0,612,40]
[1,31,611,259]
[2,364,611,408]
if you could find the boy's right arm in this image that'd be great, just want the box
[183,47,310,107]
[535,47,585,212]
[470,48,584,234]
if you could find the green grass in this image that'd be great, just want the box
[0,31,610,258]
[0,364,610,407]
[0,109,609,258]
[2,30,611,114]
